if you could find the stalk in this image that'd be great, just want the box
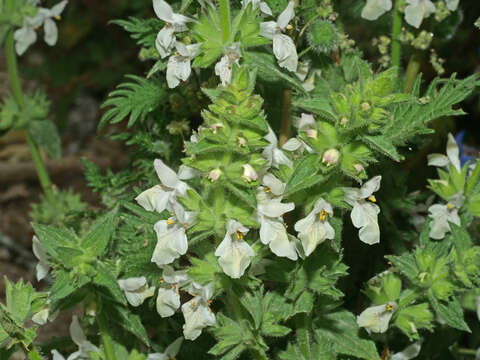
[278,89,292,146]
[97,312,116,360]
[219,0,231,44]
[403,51,423,93]
[4,0,55,203]
[391,0,402,71]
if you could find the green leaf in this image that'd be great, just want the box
[244,51,306,93]
[28,119,62,161]
[293,291,314,315]
[31,223,78,260]
[225,182,257,208]
[81,207,118,256]
[111,17,161,48]
[386,253,418,281]
[316,311,381,360]
[292,97,336,122]
[362,135,404,161]
[208,314,248,358]
[107,304,150,346]
[284,154,323,196]
[466,160,480,195]
[93,262,126,305]
[449,223,472,254]
[428,295,471,332]
[49,271,88,302]
[100,75,167,128]
[188,253,221,285]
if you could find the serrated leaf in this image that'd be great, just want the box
[386,253,418,281]
[31,223,78,260]
[292,97,336,122]
[49,271,88,302]
[81,207,118,256]
[28,119,62,161]
[107,303,150,346]
[225,182,257,208]
[93,262,127,305]
[284,154,322,196]
[261,323,291,337]
[428,294,471,332]
[449,223,471,253]
[293,291,314,315]
[362,135,404,161]
[316,311,381,360]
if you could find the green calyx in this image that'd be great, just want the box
[307,20,338,54]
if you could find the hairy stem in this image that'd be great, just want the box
[279,89,292,146]
[219,0,231,44]
[4,4,55,203]
[404,51,423,93]
[391,0,402,71]
[98,312,116,360]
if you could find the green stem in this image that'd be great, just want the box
[457,348,477,356]
[403,51,423,93]
[219,0,231,44]
[298,46,312,59]
[4,4,55,203]
[279,89,292,146]
[391,0,402,71]
[98,312,116,360]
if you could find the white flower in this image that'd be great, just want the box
[322,148,340,166]
[215,43,242,86]
[428,192,464,239]
[283,113,315,153]
[262,172,286,196]
[166,42,201,88]
[152,203,196,266]
[242,164,258,182]
[343,176,382,245]
[215,220,255,279]
[446,0,459,11]
[361,0,392,20]
[32,235,50,281]
[390,341,422,360]
[52,316,99,360]
[256,187,298,260]
[357,302,397,333]
[263,126,293,168]
[118,277,155,307]
[404,0,436,28]
[259,1,298,72]
[147,337,183,360]
[153,0,192,58]
[181,282,216,340]
[135,159,189,213]
[427,133,461,173]
[156,265,190,317]
[294,198,335,256]
[242,0,272,16]
[14,0,68,55]
[32,307,49,325]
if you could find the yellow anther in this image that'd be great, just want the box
[167,219,176,225]
[159,278,164,283]
[265,186,271,193]
[285,24,293,30]
[191,301,196,307]
[368,195,377,203]
[236,230,244,240]
[207,299,212,305]
[54,15,61,20]
[447,203,454,210]
[386,304,393,311]
[319,209,328,221]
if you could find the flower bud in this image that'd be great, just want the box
[211,123,224,133]
[354,163,364,173]
[306,129,318,139]
[208,168,222,182]
[237,137,247,146]
[322,148,340,166]
[242,164,258,182]
[361,102,371,111]
[340,117,348,127]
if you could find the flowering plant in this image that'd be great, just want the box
[1,0,480,359]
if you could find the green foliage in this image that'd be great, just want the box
[100,75,168,128]
[307,20,338,54]
[112,17,162,48]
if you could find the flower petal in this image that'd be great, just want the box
[153,0,174,22]
[157,287,181,317]
[277,1,295,30]
[357,302,396,333]
[273,33,298,72]
[135,185,170,213]
[361,0,392,20]
[446,133,461,172]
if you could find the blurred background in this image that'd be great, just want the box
[0,0,479,348]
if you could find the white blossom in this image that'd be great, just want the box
[427,133,461,172]
[147,337,183,360]
[215,43,242,86]
[32,235,50,281]
[357,302,397,333]
[256,185,297,260]
[343,176,382,245]
[135,159,189,213]
[294,198,335,256]
[390,342,422,360]
[322,148,340,166]
[181,282,216,340]
[361,0,392,20]
[446,0,459,11]
[153,0,192,58]
[51,316,99,360]
[152,203,196,266]
[404,0,436,28]
[156,266,190,317]
[166,42,201,88]
[215,220,255,278]
[14,0,68,55]
[283,114,315,153]
[242,164,258,182]
[32,307,49,325]
[263,126,293,168]
[259,1,298,72]
[428,192,464,240]
[118,277,155,307]
[242,0,272,16]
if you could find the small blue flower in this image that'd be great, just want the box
[455,130,472,167]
